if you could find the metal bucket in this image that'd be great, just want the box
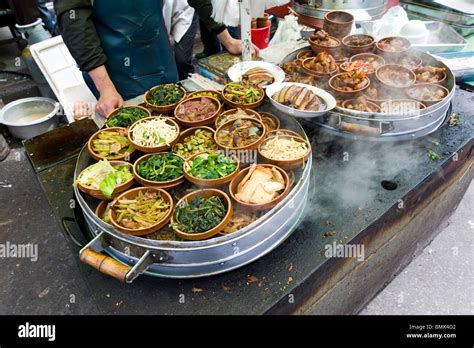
[0,97,59,140]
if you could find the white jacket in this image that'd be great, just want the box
[163,0,195,43]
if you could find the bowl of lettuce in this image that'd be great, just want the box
[76,159,134,200]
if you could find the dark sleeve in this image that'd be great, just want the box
[54,0,107,72]
[187,0,226,35]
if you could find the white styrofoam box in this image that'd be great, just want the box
[30,36,97,123]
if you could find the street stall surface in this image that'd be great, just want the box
[0,86,472,314]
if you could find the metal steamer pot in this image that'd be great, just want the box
[283,48,456,141]
[0,97,60,140]
[291,0,388,19]
[75,113,312,282]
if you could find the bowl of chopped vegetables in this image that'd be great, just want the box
[144,84,187,112]
[183,151,240,188]
[215,117,266,151]
[133,152,185,188]
[128,117,180,153]
[87,127,135,161]
[221,82,264,109]
[259,112,280,132]
[105,105,151,128]
[229,163,290,211]
[172,126,218,160]
[171,188,233,240]
[258,135,311,170]
[109,187,173,235]
[76,159,135,200]
[185,89,222,102]
[215,108,261,128]
[174,96,222,127]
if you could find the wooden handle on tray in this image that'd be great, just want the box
[340,121,381,136]
[80,248,132,283]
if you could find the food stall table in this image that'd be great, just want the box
[0,86,471,314]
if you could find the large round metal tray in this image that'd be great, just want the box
[74,105,311,281]
[282,47,456,141]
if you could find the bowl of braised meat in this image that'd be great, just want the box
[328,71,370,97]
[376,64,416,89]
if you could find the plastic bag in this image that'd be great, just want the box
[367,6,409,39]
[269,14,301,46]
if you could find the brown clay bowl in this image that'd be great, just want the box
[229,164,290,211]
[345,53,385,77]
[323,11,354,40]
[105,105,151,128]
[215,108,261,128]
[301,57,339,79]
[171,188,233,240]
[215,117,267,151]
[376,36,411,61]
[133,152,185,188]
[308,33,341,55]
[87,127,135,161]
[185,89,223,102]
[258,135,311,170]
[296,50,314,60]
[406,83,450,106]
[109,187,173,236]
[328,72,371,98]
[144,84,187,112]
[266,129,303,139]
[258,112,280,131]
[171,126,217,159]
[77,160,135,200]
[221,83,265,109]
[341,99,381,113]
[174,96,222,127]
[128,117,180,153]
[376,64,416,89]
[342,34,376,55]
[396,53,423,69]
[183,151,240,188]
[412,66,447,85]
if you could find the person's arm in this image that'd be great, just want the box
[188,0,259,56]
[54,0,123,116]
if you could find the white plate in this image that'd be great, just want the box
[227,61,285,88]
[265,82,336,118]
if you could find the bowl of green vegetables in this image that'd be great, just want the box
[144,84,187,112]
[183,151,240,188]
[171,188,233,240]
[105,105,151,128]
[76,160,134,200]
[87,127,135,161]
[172,126,218,160]
[222,82,264,109]
[133,152,185,188]
[109,187,174,236]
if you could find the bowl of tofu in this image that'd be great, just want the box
[229,163,290,211]
[265,82,336,118]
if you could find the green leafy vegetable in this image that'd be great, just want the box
[148,84,184,106]
[187,152,236,179]
[173,195,226,233]
[223,82,262,105]
[76,160,132,198]
[174,129,218,159]
[137,153,184,182]
[427,149,441,161]
[106,107,148,127]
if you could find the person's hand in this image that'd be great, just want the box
[88,65,124,116]
[225,38,260,57]
[217,29,260,57]
[95,85,124,116]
